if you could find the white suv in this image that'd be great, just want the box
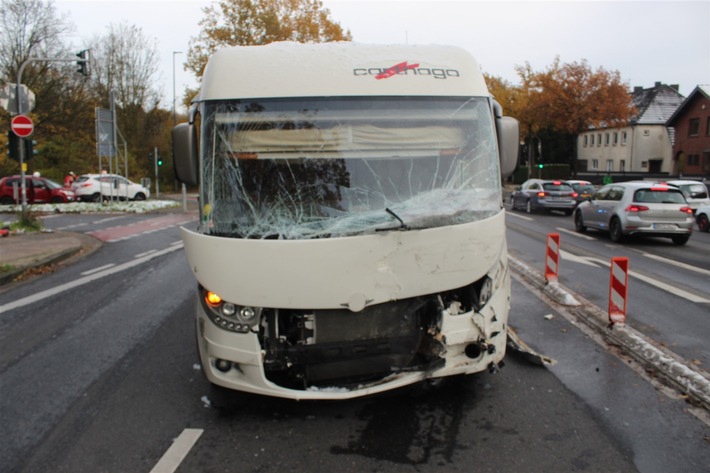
[73,174,150,202]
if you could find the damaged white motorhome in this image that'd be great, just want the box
[172,42,519,400]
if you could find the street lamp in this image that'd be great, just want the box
[173,51,183,126]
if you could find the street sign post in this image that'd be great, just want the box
[11,114,34,138]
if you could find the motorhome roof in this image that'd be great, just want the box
[197,42,490,101]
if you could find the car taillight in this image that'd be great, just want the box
[625,204,649,212]
[79,182,92,188]
[680,207,693,215]
[572,192,578,198]
[537,191,548,198]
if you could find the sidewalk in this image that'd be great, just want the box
[0,230,102,286]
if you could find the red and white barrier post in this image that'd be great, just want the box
[545,233,560,283]
[608,257,629,325]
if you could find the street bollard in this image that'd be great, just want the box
[545,233,560,283]
[608,256,629,325]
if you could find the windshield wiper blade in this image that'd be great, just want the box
[376,207,410,232]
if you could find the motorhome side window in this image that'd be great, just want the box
[200,97,501,239]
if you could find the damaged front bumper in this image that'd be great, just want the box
[196,266,510,401]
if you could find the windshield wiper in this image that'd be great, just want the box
[376,207,410,232]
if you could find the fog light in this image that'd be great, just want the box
[215,359,232,372]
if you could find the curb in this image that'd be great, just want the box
[508,255,710,411]
[0,243,82,286]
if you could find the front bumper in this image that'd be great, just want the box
[196,270,510,400]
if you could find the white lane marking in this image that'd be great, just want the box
[505,211,533,221]
[80,263,115,276]
[149,428,203,473]
[560,252,710,304]
[135,250,157,258]
[0,243,184,314]
[642,252,710,277]
[556,226,596,241]
[559,249,600,267]
[627,270,710,304]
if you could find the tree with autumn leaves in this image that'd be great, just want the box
[487,57,635,174]
[183,0,351,104]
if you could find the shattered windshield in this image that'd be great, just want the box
[200,97,501,239]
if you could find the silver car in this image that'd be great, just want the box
[510,179,578,215]
[574,181,694,245]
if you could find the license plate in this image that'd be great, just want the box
[653,223,676,230]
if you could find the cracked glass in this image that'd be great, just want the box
[198,97,501,239]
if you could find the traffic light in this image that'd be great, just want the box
[538,163,544,169]
[7,130,19,161]
[76,49,90,76]
[157,156,163,166]
[149,151,154,162]
[25,139,37,161]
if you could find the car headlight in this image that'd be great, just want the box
[201,288,261,333]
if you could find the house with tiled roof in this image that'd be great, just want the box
[666,85,710,176]
[576,82,684,176]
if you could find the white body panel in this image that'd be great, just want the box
[182,213,505,311]
[199,42,489,100]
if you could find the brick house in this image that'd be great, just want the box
[576,82,684,176]
[666,85,710,177]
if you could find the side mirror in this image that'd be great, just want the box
[172,123,198,186]
[497,116,519,178]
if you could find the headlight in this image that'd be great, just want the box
[201,288,262,333]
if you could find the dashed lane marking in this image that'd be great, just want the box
[0,244,183,313]
[149,428,203,473]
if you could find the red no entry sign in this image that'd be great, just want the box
[11,114,34,137]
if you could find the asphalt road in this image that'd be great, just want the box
[1,211,709,473]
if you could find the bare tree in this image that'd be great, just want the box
[89,22,161,112]
[0,0,73,85]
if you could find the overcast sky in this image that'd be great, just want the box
[55,0,710,112]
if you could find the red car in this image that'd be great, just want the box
[0,175,76,204]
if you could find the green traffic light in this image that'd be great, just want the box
[158,159,163,166]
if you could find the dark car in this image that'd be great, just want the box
[0,175,76,204]
[510,179,578,215]
[566,180,596,206]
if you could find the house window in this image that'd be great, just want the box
[620,160,626,172]
[592,159,599,169]
[584,135,588,147]
[622,131,627,145]
[597,133,602,146]
[590,134,595,146]
[613,132,618,145]
[606,160,614,171]
[706,117,710,136]
[688,154,700,166]
[605,133,610,145]
[689,118,700,136]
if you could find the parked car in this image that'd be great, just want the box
[565,179,597,206]
[696,205,710,233]
[72,173,150,202]
[509,179,578,215]
[0,175,76,204]
[663,180,710,213]
[574,181,694,245]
